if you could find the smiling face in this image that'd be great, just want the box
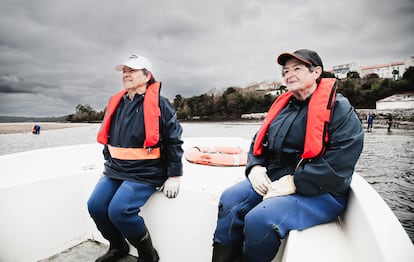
[121,66,151,95]
[282,58,322,100]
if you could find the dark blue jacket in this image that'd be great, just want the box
[246,93,364,197]
[103,93,183,187]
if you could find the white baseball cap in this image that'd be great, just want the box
[115,54,153,72]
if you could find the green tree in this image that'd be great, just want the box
[76,104,93,114]
[173,94,183,109]
[392,69,399,80]
[322,71,336,78]
[403,66,414,83]
[347,71,360,79]
[172,72,414,120]
[69,104,103,122]
[365,73,379,80]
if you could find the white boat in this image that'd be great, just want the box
[0,137,413,262]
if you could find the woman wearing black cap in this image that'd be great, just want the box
[212,49,364,262]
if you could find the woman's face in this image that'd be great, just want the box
[282,58,322,99]
[121,66,151,91]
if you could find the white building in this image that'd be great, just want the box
[361,61,407,80]
[376,92,414,110]
[253,81,284,96]
[330,56,414,80]
[332,63,360,79]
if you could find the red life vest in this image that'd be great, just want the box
[253,78,337,160]
[97,82,161,147]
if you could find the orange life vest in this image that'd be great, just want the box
[97,82,161,148]
[253,78,337,161]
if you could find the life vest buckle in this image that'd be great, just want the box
[295,158,313,170]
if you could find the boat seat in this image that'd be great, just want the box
[277,219,353,262]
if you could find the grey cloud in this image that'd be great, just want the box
[0,85,30,94]
[0,75,41,94]
[0,75,61,94]
[0,0,412,117]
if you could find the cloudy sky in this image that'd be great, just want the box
[1,0,413,117]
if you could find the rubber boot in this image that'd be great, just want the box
[95,238,130,262]
[128,227,159,262]
[241,256,249,262]
[212,243,241,262]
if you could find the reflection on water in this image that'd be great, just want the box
[0,122,413,242]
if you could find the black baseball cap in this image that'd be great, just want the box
[277,49,323,69]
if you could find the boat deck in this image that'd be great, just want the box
[38,240,136,262]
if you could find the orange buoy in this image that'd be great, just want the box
[185,146,247,167]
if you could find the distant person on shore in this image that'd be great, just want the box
[387,113,393,132]
[87,54,183,262]
[367,112,374,132]
[211,49,364,261]
[31,124,41,134]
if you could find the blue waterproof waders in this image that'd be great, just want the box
[213,179,346,262]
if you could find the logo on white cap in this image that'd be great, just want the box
[115,54,153,72]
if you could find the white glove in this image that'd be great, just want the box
[162,176,180,198]
[263,175,296,199]
[248,166,271,196]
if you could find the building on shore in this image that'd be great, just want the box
[330,56,414,80]
[376,92,414,110]
[361,61,408,80]
[332,63,360,79]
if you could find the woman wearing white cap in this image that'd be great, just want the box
[88,54,183,262]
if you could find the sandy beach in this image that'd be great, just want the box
[0,122,90,134]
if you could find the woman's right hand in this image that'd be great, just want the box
[248,166,271,196]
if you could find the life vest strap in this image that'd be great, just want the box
[108,145,161,160]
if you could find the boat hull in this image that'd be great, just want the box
[0,137,412,262]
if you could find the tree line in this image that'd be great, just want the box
[66,104,104,123]
[67,67,414,122]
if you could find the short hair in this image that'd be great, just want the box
[142,69,156,85]
[306,65,322,84]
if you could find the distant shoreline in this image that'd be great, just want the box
[1,113,413,135]
[0,122,94,135]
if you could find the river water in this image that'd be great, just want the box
[0,121,413,242]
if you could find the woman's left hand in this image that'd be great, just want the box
[263,175,296,199]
